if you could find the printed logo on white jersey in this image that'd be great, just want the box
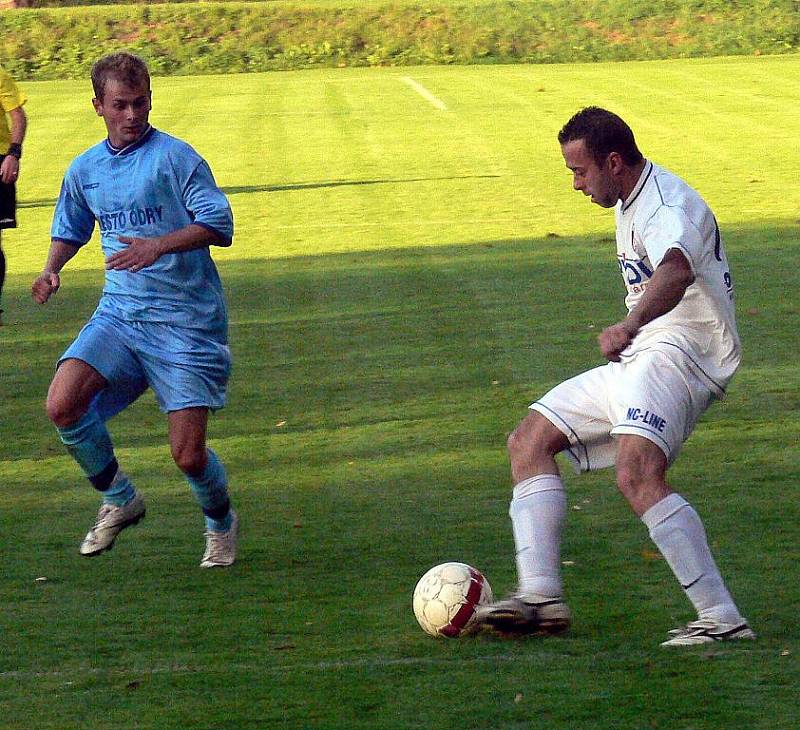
[712,216,735,299]
[617,251,652,293]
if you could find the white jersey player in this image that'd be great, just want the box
[475,107,755,646]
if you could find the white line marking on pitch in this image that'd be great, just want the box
[400,76,448,111]
[1,646,780,681]
[0,654,528,681]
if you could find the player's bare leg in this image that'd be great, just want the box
[46,357,107,429]
[617,435,754,645]
[48,358,144,555]
[170,407,238,567]
[476,412,572,636]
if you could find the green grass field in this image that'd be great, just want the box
[1,55,799,728]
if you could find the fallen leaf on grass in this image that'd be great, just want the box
[641,550,663,561]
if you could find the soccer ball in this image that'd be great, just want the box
[412,562,493,638]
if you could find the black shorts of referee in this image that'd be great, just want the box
[0,153,17,230]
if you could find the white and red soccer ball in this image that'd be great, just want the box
[412,562,493,638]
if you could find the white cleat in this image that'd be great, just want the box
[200,511,239,568]
[474,594,571,637]
[79,492,146,556]
[661,618,756,647]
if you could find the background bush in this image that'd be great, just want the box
[1,0,799,79]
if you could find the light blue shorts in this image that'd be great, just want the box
[59,311,232,418]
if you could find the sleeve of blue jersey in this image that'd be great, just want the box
[50,169,95,247]
[183,160,234,246]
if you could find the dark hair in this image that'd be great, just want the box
[91,52,150,100]
[557,107,643,167]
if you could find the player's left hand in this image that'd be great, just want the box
[598,320,638,362]
[0,155,20,185]
[106,235,164,272]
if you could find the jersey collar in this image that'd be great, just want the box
[104,125,155,157]
[621,160,653,213]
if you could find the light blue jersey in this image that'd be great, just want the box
[51,127,233,338]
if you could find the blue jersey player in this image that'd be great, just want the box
[32,52,238,568]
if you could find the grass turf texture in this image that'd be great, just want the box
[1,56,799,727]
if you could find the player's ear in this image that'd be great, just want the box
[92,97,103,116]
[607,151,625,174]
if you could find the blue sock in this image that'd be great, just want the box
[57,409,135,506]
[100,468,136,507]
[187,448,232,531]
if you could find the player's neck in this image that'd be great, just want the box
[619,159,648,203]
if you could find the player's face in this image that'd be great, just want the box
[561,139,621,209]
[93,79,152,149]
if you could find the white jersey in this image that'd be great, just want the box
[614,161,740,397]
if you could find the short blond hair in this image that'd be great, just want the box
[91,52,150,100]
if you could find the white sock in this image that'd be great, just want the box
[509,474,567,599]
[642,493,742,624]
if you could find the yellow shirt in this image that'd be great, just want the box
[0,67,26,154]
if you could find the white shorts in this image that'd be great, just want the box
[530,348,715,472]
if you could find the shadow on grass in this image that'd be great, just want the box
[2,222,798,463]
[17,173,504,210]
[1,226,798,730]
[223,173,501,196]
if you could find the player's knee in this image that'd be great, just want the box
[507,424,532,460]
[615,452,665,503]
[615,461,641,497]
[171,442,207,476]
[508,414,562,459]
[45,394,84,429]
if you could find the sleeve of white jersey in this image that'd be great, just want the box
[640,205,703,275]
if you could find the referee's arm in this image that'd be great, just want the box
[0,106,26,184]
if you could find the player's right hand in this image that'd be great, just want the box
[598,320,637,362]
[31,271,60,304]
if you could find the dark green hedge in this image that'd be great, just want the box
[1,1,798,80]
[15,0,266,6]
